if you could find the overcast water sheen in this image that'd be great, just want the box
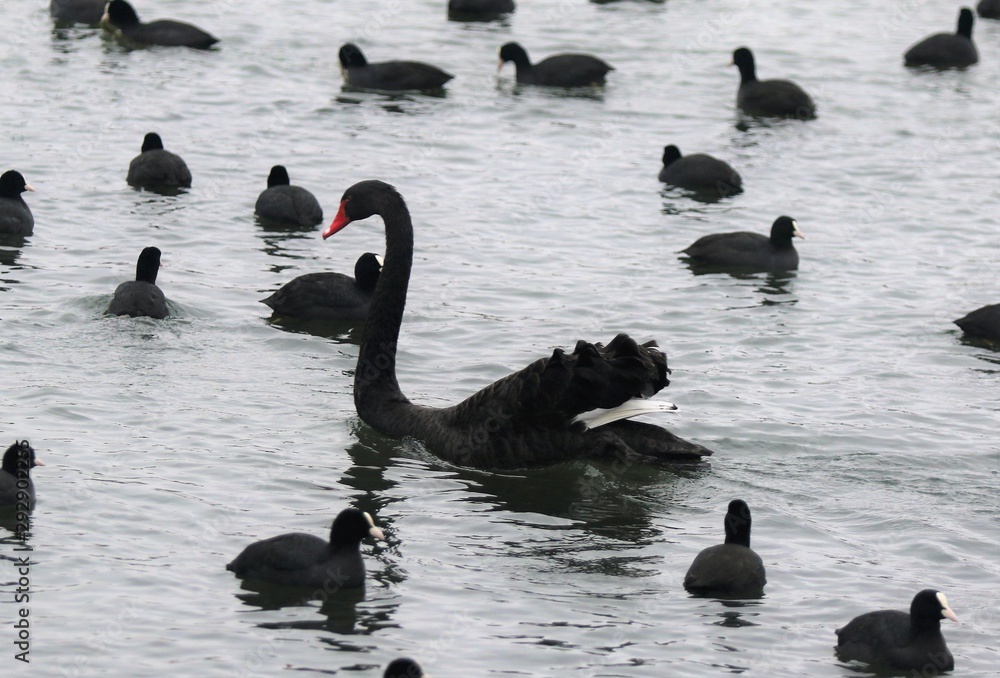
[1,0,999,676]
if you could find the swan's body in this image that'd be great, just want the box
[954,303,1000,340]
[127,133,192,191]
[0,170,35,236]
[322,180,712,469]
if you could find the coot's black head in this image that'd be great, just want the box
[2,441,43,475]
[499,42,531,68]
[910,589,958,632]
[662,145,682,167]
[135,246,162,284]
[769,216,804,246]
[957,7,974,38]
[339,43,368,68]
[323,180,405,239]
[329,508,385,548]
[355,252,384,292]
[732,47,757,82]
[383,657,424,678]
[105,0,140,28]
[723,499,752,547]
[0,170,34,199]
[140,132,164,153]
[266,165,290,188]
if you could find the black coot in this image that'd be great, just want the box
[107,246,169,319]
[732,47,815,119]
[1,441,44,509]
[659,145,742,197]
[255,166,323,227]
[448,0,515,21]
[50,0,106,26]
[383,658,425,678]
[498,42,613,87]
[0,170,35,236]
[904,8,978,68]
[836,589,957,673]
[102,0,218,49]
[683,499,766,597]
[226,508,385,589]
[979,0,1000,19]
[681,216,803,271]
[954,303,1000,340]
[338,43,453,92]
[261,253,383,322]
[127,133,192,191]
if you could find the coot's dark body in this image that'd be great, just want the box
[658,145,742,197]
[954,303,1000,340]
[107,247,169,319]
[732,47,815,119]
[835,589,957,673]
[226,509,384,589]
[127,133,192,191]
[255,166,323,227]
[261,253,382,322]
[681,216,803,272]
[499,42,613,87]
[339,44,453,92]
[102,0,218,49]
[683,500,766,597]
[50,0,106,26]
[0,441,43,510]
[905,8,978,68]
[448,0,515,21]
[0,170,35,236]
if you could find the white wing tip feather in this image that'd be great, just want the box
[572,398,678,430]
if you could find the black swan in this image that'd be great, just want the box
[979,0,1000,19]
[226,508,384,588]
[954,303,1000,340]
[0,170,35,236]
[321,180,712,469]
[127,133,192,191]
[835,589,957,672]
[50,0,106,26]
[383,658,425,678]
[683,499,766,596]
[658,145,743,197]
[732,47,815,119]
[255,165,323,227]
[1,441,43,509]
[681,216,803,272]
[107,246,168,319]
[102,0,218,49]
[905,8,978,68]
[448,0,515,21]
[261,252,383,321]
[338,44,454,92]
[498,42,613,87]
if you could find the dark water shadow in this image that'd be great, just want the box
[128,183,190,198]
[592,0,665,4]
[957,333,1000,354]
[341,422,709,545]
[338,86,449,103]
[0,508,33,536]
[497,79,608,102]
[263,315,366,343]
[659,184,742,206]
[254,214,321,234]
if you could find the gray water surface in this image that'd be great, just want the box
[2,0,999,676]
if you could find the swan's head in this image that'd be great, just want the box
[323,179,401,239]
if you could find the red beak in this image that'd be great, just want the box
[322,200,351,239]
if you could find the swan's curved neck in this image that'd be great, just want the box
[354,193,415,428]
